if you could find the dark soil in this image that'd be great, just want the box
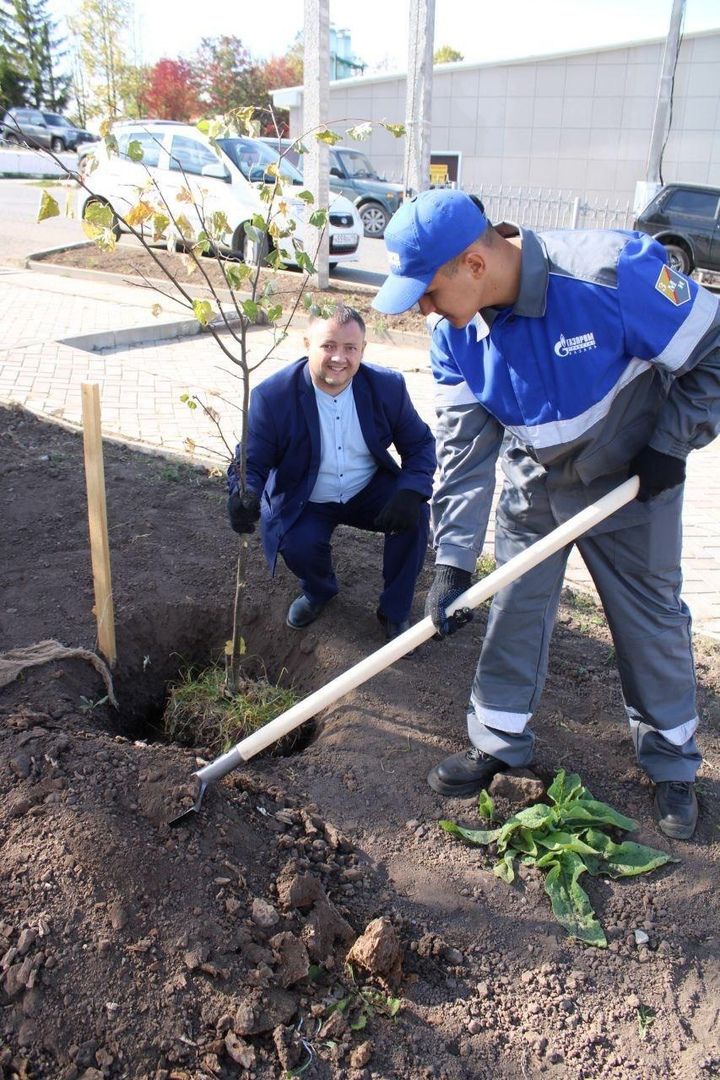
[31,244,427,339]
[2,402,720,1080]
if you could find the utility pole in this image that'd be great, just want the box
[403,0,435,197]
[634,0,686,212]
[303,0,330,289]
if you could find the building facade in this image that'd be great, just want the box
[272,28,720,205]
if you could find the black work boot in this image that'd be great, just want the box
[654,781,698,840]
[286,595,326,629]
[427,747,507,797]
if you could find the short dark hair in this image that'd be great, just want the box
[308,303,365,336]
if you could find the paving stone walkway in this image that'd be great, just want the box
[2,265,719,639]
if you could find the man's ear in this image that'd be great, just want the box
[464,249,487,278]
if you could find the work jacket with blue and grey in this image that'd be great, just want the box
[429,225,720,572]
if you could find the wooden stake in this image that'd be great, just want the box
[81,383,117,667]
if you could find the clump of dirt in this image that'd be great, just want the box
[31,243,428,337]
[1,403,720,1079]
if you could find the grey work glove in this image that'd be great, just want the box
[227,490,260,534]
[425,564,474,637]
[629,445,686,503]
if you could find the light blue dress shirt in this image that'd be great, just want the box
[309,382,377,503]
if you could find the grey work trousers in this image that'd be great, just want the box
[467,483,702,782]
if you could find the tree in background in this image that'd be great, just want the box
[0,0,68,108]
[69,0,131,117]
[191,35,266,115]
[433,44,464,63]
[142,58,200,121]
[0,0,25,106]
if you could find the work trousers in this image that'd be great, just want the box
[468,483,701,782]
[279,469,430,623]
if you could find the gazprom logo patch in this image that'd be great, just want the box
[655,265,690,306]
[388,251,401,272]
[553,331,597,358]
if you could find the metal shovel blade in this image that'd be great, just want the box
[169,476,640,826]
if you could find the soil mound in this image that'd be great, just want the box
[1,404,719,1079]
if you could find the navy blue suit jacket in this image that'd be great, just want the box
[231,359,436,570]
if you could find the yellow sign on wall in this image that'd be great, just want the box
[429,164,448,186]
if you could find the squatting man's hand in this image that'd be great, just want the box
[228,490,261,534]
[374,488,426,534]
[425,564,474,637]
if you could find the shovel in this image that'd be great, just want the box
[170,475,640,826]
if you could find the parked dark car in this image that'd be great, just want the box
[42,113,97,152]
[633,182,720,274]
[260,137,403,238]
[0,106,95,152]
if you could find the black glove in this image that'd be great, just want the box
[425,564,474,637]
[629,446,686,503]
[227,490,260,534]
[374,489,426,534]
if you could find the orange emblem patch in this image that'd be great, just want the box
[655,265,690,306]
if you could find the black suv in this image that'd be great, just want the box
[633,182,720,274]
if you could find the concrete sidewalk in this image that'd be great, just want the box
[1,264,719,639]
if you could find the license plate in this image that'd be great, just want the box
[333,231,358,245]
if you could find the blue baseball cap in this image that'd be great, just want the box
[373,189,489,314]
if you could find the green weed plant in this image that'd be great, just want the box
[440,768,677,948]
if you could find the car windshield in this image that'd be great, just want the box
[217,138,304,184]
[43,114,71,128]
[336,150,378,179]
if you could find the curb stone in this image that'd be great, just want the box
[26,246,433,352]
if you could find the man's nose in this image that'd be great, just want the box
[418,295,435,315]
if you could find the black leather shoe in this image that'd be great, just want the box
[286,595,326,629]
[654,781,698,840]
[376,607,410,642]
[427,747,507,797]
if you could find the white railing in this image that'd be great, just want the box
[472,185,635,231]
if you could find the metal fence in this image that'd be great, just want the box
[472,185,635,231]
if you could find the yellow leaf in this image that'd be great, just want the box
[151,303,162,317]
[125,200,154,227]
[37,190,60,222]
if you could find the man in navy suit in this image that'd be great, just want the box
[227,305,436,640]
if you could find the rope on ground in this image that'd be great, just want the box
[0,639,119,709]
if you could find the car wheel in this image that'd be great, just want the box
[50,137,65,153]
[662,243,692,275]
[4,131,19,145]
[82,197,121,240]
[359,202,390,238]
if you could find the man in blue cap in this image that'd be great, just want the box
[374,188,720,840]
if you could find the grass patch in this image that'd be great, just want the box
[163,662,298,756]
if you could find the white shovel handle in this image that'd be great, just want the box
[197,476,640,785]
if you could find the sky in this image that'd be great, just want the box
[50,0,720,73]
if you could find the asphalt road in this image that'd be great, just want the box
[0,177,391,286]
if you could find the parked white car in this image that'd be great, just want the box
[77,121,362,269]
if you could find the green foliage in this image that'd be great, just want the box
[440,768,677,948]
[315,128,342,146]
[381,121,406,138]
[192,298,215,326]
[477,788,495,822]
[80,199,118,250]
[36,189,59,221]
[434,44,464,63]
[162,662,298,756]
[326,965,402,1032]
[637,1004,656,1039]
